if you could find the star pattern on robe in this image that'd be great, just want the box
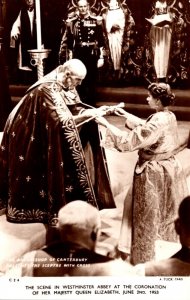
[26,176,32,182]
[39,190,46,198]
[19,155,24,161]
[65,185,73,192]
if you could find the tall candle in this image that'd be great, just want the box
[35,0,42,49]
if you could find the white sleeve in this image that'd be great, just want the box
[10,11,21,38]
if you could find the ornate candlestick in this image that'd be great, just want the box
[28,49,51,79]
[27,0,51,80]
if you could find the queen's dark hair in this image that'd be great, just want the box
[148,83,175,106]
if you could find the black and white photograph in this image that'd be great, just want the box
[0,0,190,299]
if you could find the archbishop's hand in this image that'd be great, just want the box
[95,116,110,127]
[83,106,111,118]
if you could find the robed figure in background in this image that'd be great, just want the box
[10,0,37,72]
[144,0,188,84]
[100,0,135,83]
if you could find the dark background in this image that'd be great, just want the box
[2,0,190,86]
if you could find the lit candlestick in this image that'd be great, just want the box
[35,0,42,49]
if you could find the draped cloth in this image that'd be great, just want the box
[102,110,189,264]
[149,0,172,79]
[150,25,172,79]
[101,4,135,76]
[105,8,125,70]
[0,77,115,226]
